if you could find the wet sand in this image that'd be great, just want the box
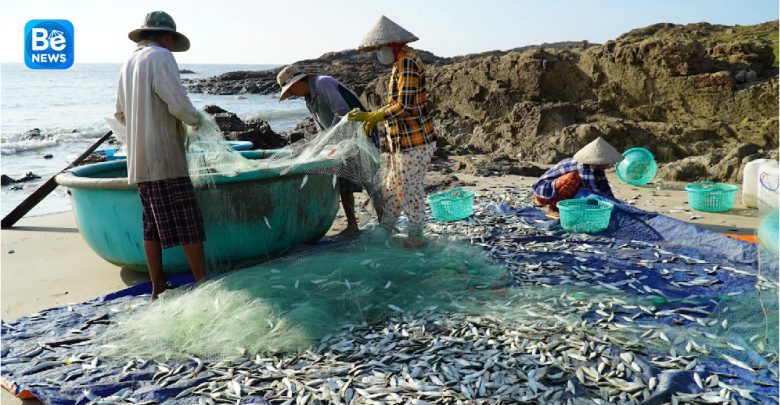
[0,172,760,403]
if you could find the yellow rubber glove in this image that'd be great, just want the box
[346,108,369,122]
[347,108,385,135]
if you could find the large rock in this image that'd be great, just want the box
[203,105,287,149]
[231,117,287,149]
[278,117,319,143]
[657,143,776,183]
[367,20,777,181]
[577,21,778,148]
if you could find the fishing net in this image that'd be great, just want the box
[97,248,778,369]
[97,233,509,359]
[184,112,381,198]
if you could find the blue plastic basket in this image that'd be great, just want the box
[616,147,657,186]
[427,188,475,221]
[557,197,615,234]
[685,181,738,212]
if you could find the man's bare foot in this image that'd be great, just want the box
[338,224,361,238]
[545,206,560,219]
[151,283,167,300]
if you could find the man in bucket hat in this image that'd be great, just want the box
[277,65,384,235]
[532,137,624,218]
[348,16,436,248]
[115,11,206,299]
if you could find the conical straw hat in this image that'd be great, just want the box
[572,137,624,165]
[358,16,419,51]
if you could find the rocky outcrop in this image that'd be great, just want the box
[362,21,779,183]
[1,172,41,186]
[203,105,287,149]
[185,49,446,97]
[278,117,319,143]
[188,21,778,183]
[183,42,596,97]
[657,143,779,183]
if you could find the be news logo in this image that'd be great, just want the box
[24,20,74,69]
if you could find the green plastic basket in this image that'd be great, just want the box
[616,147,657,186]
[685,181,738,212]
[427,188,475,221]
[557,197,615,234]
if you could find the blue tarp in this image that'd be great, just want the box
[1,199,777,404]
[491,189,757,263]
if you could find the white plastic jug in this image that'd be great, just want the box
[757,160,779,211]
[742,158,774,208]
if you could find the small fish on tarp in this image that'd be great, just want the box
[22,361,64,375]
[81,314,110,329]
[41,336,93,348]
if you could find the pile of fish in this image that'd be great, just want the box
[1,187,778,404]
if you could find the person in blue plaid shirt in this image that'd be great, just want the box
[533,137,623,218]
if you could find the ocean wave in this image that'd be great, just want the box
[57,129,109,141]
[1,138,59,154]
[2,124,107,141]
[249,110,309,122]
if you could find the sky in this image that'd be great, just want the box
[0,0,777,64]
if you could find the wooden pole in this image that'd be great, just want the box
[1,130,114,229]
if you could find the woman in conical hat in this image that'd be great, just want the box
[348,16,436,248]
[532,137,624,218]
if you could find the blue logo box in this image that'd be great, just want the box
[24,19,74,69]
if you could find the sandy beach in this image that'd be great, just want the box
[0,171,761,403]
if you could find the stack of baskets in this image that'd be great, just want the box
[557,197,615,234]
[684,181,738,212]
[427,188,475,222]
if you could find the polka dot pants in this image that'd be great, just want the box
[381,142,436,237]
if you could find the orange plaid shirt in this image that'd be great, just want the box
[382,46,436,152]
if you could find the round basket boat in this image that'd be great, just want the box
[56,150,340,273]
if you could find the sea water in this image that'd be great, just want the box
[0,63,308,217]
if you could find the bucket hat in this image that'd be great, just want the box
[128,11,190,52]
[572,137,624,165]
[277,65,309,100]
[358,15,418,51]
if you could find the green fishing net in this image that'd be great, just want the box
[98,232,778,364]
[184,113,381,192]
[98,233,509,359]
